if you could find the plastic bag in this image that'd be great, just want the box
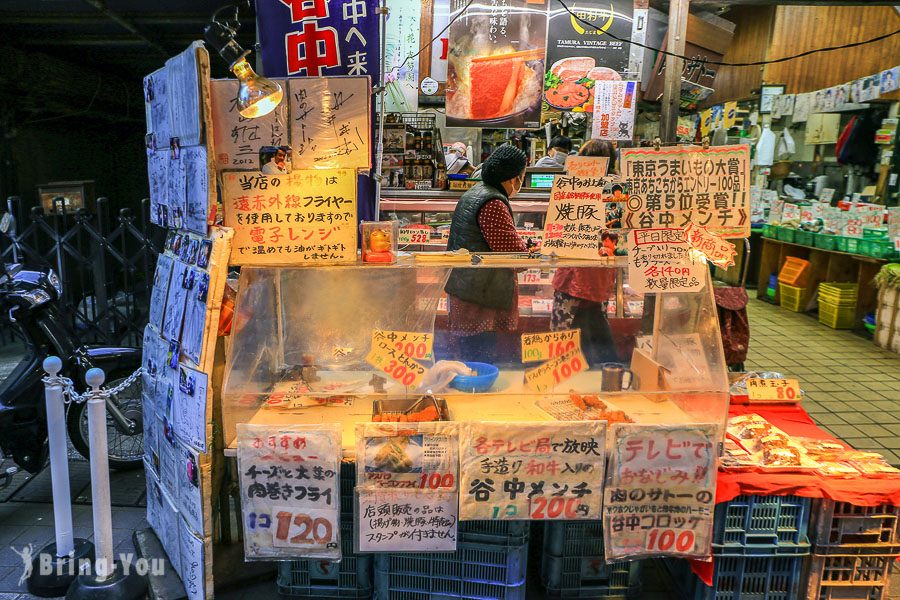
[417,360,473,393]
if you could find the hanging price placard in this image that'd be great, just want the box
[366,336,427,388]
[524,348,588,392]
[746,378,801,402]
[521,330,581,364]
[372,330,434,361]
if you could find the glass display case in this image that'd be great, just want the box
[222,259,730,453]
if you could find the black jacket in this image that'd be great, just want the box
[444,183,516,310]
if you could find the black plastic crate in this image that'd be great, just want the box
[277,522,373,598]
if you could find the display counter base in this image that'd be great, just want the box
[132,529,185,600]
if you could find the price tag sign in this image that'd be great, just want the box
[531,298,553,314]
[521,329,581,364]
[524,348,588,392]
[399,226,433,245]
[366,337,427,388]
[746,378,801,402]
[518,269,542,285]
[272,507,337,549]
[372,330,434,361]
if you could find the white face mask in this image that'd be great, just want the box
[503,173,524,198]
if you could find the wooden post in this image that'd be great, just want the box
[659,0,690,143]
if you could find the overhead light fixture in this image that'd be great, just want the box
[204,3,284,119]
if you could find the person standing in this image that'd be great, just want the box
[444,145,528,363]
[535,135,573,168]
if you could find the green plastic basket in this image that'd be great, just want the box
[777,227,797,243]
[762,224,777,238]
[794,230,814,247]
[813,233,838,250]
[858,239,895,259]
[836,236,861,254]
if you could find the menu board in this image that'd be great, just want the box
[221,170,358,265]
[620,145,751,238]
[604,424,717,560]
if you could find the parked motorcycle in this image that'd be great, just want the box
[0,213,144,484]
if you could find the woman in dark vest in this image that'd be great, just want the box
[444,145,528,363]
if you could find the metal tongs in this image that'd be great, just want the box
[404,392,442,417]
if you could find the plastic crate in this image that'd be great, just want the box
[794,230,814,247]
[458,520,529,545]
[374,541,528,600]
[663,551,808,600]
[813,234,839,251]
[836,237,862,254]
[805,550,896,600]
[778,283,806,312]
[714,495,812,549]
[778,257,811,288]
[341,460,355,517]
[862,228,888,240]
[762,224,777,238]
[543,521,606,557]
[811,500,900,548]
[818,283,858,306]
[819,301,856,330]
[858,239,896,259]
[777,227,797,243]
[278,523,373,598]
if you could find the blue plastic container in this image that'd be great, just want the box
[714,495,811,550]
[278,522,373,598]
[663,550,808,600]
[458,520,529,545]
[450,361,500,392]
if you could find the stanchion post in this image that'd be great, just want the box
[27,357,94,598]
[66,367,146,600]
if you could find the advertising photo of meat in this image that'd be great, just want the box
[544,58,623,111]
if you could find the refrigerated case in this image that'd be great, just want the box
[221,258,730,453]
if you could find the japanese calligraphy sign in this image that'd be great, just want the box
[210,79,288,170]
[287,77,371,170]
[179,523,205,600]
[384,0,420,112]
[221,170,357,266]
[521,329,582,364]
[358,491,458,552]
[621,145,751,238]
[459,422,606,521]
[604,424,717,560]
[524,348,589,392]
[172,365,209,453]
[372,330,434,362]
[683,223,736,268]
[746,378,801,402]
[256,0,380,81]
[237,424,341,560]
[627,229,706,294]
[366,332,428,388]
[592,81,638,141]
[356,422,459,491]
[541,158,625,259]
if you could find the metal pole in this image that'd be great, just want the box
[43,357,75,558]
[85,367,113,580]
[373,0,389,219]
[659,0,690,143]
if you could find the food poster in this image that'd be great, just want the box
[542,0,634,117]
[591,80,637,141]
[384,0,421,112]
[237,424,342,559]
[604,424,717,560]
[458,422,606,520]
[446,0,548,128]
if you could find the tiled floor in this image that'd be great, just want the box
[745,298,900,465]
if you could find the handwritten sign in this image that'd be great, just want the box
[178,522,205,600]
[148,255,174,331]
[524,348,588,392]
[541,157,625,259]
[237,424,341,559]
[358,491,457,551]
[684,223,736,268]
[366,335,427,388]
[210,79,288,170]
[604,424,717,560]
[746,378,801,402]
[173,365,209,453]
[627,229,706,294]
[372,330,434,362]
[621,145,751,238]
[221,170,357,266]
[592,81,638,142]
[521,330,581,364]
[177,444,204,536]
[398,225,433,245]
[459,422,606,520]
[162,260,190,342]
[288,77,371,170]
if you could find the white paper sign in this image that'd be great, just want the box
[177,444,204,536]
[162,260,189,343]
[165,42,204,148]
[592,81,638,141]
[148,255,173,331]
[182,146,211,235]
[180,269,209,367]
[146,470,162,533]
[148,151,170,226]
[210,79,288,170]
[627,229,706,294]
[173,365,209,453]
[358,490,458,552]
[144,68,171,151]
[792,93,812,123]
[178,520,205,600]
[159,484,182,575]
[288,77,371,170]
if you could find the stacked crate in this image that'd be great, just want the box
[540,520,642,598]
[278,461,374,598]
[374,521,529,599]
[805,500,900,600]
[664,494,812,600]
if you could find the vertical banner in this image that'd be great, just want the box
[255,0,380,80]
[591,80,638,141]
[604,424,717,560]
[385,0,421,111]
[446,0,548,128]
[458,422,606,520]
[543,0,634,118]
[620,145,751,238]
[237,424,342,559]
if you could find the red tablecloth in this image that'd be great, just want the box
[691,402,900,586]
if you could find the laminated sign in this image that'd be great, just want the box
[237,424,342,560]
[621,145,751,238]
[221,170,357,265]
[627,228,706,294]
[459,422,606,520]
[604,424,717,561]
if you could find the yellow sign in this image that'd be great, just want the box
[524,348,588,392]
[521,329,581,364]
[746,378,801,402]
[221,169,358,266]
[366,336,427,388]
[372,330,434,362]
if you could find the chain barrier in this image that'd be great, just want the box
[42,367,144,405]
